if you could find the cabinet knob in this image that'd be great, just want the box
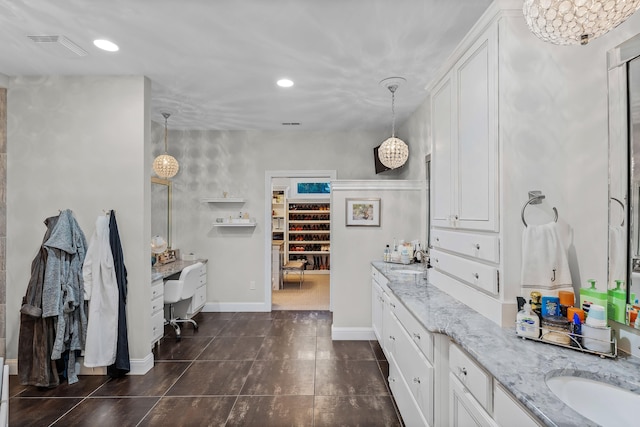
[413,377,421,384]
[475,243,480,250]
[390,302,396,308]
[473,273,479,279]
[413,332,421,340]
[436,237,440,243]
[389,377,396,383]
[389,335,396,341]
[455,215,459,220]
[458,367,467,377]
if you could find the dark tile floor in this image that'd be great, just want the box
[9,311,403,426]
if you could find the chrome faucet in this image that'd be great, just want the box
[414,249,431,278]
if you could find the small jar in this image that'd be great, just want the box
[541,316,571,345]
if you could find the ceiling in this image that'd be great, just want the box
[0,0,493,131]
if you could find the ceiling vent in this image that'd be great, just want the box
[27,35,88,58]
[281,122,300,126]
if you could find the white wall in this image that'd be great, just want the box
[6,76,151,366]
[331,180,424,338]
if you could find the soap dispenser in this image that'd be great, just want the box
[580,279,607,318]
[608,280,627,323]
[516,303,540,339]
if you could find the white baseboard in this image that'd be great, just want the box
[6,353,154,376]
[202,302,270,312]
[331,326,375,341]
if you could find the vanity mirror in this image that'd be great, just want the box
[608,32,640,326]
[151,177,172,249]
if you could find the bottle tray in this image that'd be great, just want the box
[515,322,617,359]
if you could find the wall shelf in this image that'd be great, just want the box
[212,221,256,227]
[201,197,245,203]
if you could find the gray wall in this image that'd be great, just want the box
[154,128,423,309]
[6,76,151,363]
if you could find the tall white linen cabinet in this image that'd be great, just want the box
[429,0,581,326]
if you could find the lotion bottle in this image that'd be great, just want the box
[516,303,540,339]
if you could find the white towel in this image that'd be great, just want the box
[608,224,625,288]
[521,222,572,293]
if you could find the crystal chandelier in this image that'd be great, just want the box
[378,77,409,169]
[153,112,180,178]
[523,0,640,45]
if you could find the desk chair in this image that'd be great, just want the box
[164,262,203,341]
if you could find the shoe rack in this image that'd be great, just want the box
[286,201,330,272]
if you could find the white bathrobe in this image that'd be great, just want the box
[82,215,119,367]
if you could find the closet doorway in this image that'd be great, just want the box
[264,170,336,311]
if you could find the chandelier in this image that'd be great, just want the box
[153,112,180,179]
[523,0,640,45]
[378,77,409,169]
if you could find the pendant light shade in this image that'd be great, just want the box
[523,0,640,45]
[378,77,409,170]
[153,113,179,179]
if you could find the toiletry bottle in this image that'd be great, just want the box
[516,303,540,339]
[608,280,627,323]
[384,245,390,262]
[580,279,608,318]
[570,312,582,347]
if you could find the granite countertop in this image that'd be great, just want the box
[372,261,640,427]
[152,258,208,282]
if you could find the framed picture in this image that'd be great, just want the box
[346,198,381,226]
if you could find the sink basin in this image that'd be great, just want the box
[393,269,423,275]
[546,375,640,426]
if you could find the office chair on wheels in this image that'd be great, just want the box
[164,262,203,341]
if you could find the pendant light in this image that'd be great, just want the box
[378,77,409,170]
[523,0,640,45]
[153,112,179,179]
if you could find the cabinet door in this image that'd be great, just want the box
[493,383,542,427]
[431,72,455,228]
[450,374,498,427]
[455,28,498,232]
[372,279,384,343]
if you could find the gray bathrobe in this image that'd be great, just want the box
[19,210,88,386]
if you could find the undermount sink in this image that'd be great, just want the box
[546,375,640,427]
[393,269,424,276]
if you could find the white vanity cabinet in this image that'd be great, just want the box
[449,342,542,427]
[186,262,207,318]
[371,266,443,426]
[150,279,165,346]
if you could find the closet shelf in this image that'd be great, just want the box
[212,221,256,227]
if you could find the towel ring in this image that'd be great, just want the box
[610,197,624,227]
[521,194,558,227]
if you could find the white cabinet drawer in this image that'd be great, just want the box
[151,310,164,342]
[494,383,542,427]
[431,249,498,295]
[187,285,206,315]
[450,373,497,427]
[392,313,434,425]
[431,229,499,263]
[393,298,434,363]
[371,266,388,287]
[449,343,492,413]
[150,294,163,315]
[388,355,429,427]
[151,280,164,301]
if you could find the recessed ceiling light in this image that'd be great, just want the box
[93,39,119,52]
[277,78,294,88]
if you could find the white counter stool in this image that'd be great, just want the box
[281,260,306,289]
[164,262,202,341]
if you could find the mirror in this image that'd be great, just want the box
[607,33,640,326]
[151,177,172,249]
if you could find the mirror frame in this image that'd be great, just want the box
[151,177,172,249]
[607,32,640,323]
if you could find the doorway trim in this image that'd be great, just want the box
[264,170,337,310]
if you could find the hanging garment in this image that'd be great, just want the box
[41,209,88,385]
[18,215,60,387]
[83,215,119,367]
[107,210,131,377]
